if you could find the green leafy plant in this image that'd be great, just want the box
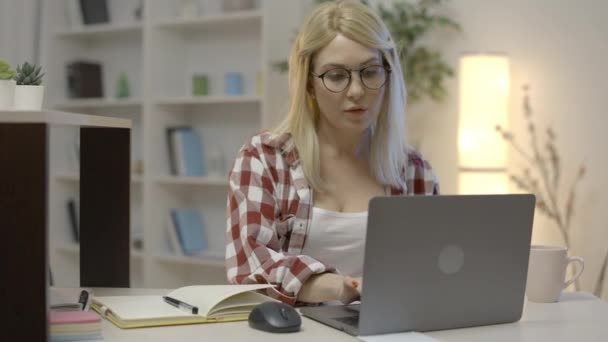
[0,59,17,80]
[14,62,44,85]
[274,0,460,105]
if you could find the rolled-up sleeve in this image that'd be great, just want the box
[406,148,440,195]
[225,145,333,305]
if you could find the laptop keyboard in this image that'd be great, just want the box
[334,304,360,328]
[344,304,360,313]
[335,315,359,328]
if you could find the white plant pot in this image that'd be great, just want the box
[13,85,45,110]
[0,79,16,110]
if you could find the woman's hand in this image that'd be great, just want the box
[297,273,363,304]
[339,276,363,304]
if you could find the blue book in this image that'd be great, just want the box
[170,209,207,256]
[177,128,207,177]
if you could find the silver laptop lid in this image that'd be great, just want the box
[358,194,535,336]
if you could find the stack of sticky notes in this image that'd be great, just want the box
[49,311,103,341]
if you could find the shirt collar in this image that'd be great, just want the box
[260,132,301,167]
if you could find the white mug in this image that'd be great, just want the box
[526,245,584,303]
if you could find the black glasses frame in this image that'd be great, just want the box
[310,65,392,93]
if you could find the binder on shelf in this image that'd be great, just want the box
[166,126,188,176]
[79,0,110,25]
[166,127,207,177]
[66,61,104,99]
[170,208,207,256]
[67,198,80,243]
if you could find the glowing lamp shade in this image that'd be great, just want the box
[458,54,510,194]
[459,172,510,195]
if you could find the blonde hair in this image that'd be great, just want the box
[271,0,408,192]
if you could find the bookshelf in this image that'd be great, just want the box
[41,0,302,288]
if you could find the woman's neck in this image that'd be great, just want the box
[317,125,370,159]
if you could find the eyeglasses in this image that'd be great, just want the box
[310,65,391,93]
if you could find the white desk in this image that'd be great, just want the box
[81,288,608,342]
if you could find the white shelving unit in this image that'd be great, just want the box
[41,0,303,289]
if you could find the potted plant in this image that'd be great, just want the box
[13,62,45,110]
[0,58,17,109]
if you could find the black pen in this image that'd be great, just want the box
[162,296,199,315]
[78,290,89,311]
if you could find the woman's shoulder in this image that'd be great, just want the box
[240,131,292,154]
[405,146,433,170]
[236,131,298,167]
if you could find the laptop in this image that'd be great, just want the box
[300,194,536,336]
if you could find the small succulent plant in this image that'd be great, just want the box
[15,62,44,85]
[0,59,17,80]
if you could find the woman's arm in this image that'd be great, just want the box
[226,144,338,305]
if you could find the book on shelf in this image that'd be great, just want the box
[67,197,80,243]
[79,0,110,25]
[166,214,183,257]
[166,126,188,176]
[170,208,208,256]
[91,284,276,329]
[66,61,104,99]
[166,126,207,177]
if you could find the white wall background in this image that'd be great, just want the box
[0,0,39,65]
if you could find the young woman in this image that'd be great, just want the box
[226,0,439,306]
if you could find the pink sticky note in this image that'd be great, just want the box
[49,311,101,325]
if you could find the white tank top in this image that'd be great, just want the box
[302,207,368,277]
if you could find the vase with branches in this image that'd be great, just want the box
[496,85,607,297]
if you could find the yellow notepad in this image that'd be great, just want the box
[91,284,276,329]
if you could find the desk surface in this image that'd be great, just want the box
[61,288,608,342]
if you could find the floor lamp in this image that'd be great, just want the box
[458,54,510,194]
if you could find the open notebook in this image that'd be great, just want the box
[91,284,276,329]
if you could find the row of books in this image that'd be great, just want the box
[64,200,215,258]
[65,125,224,177]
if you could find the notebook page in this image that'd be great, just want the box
[93,296,191,320]
[167,284,274,316]
[208,291,278,317]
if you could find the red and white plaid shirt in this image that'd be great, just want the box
[225,132,439,305]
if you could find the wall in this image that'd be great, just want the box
[0,0,39,65]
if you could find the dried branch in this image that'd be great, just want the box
[497,85,588,290]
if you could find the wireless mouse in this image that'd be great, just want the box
[248,301,302,333]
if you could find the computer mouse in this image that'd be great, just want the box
[248,301,302,333]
